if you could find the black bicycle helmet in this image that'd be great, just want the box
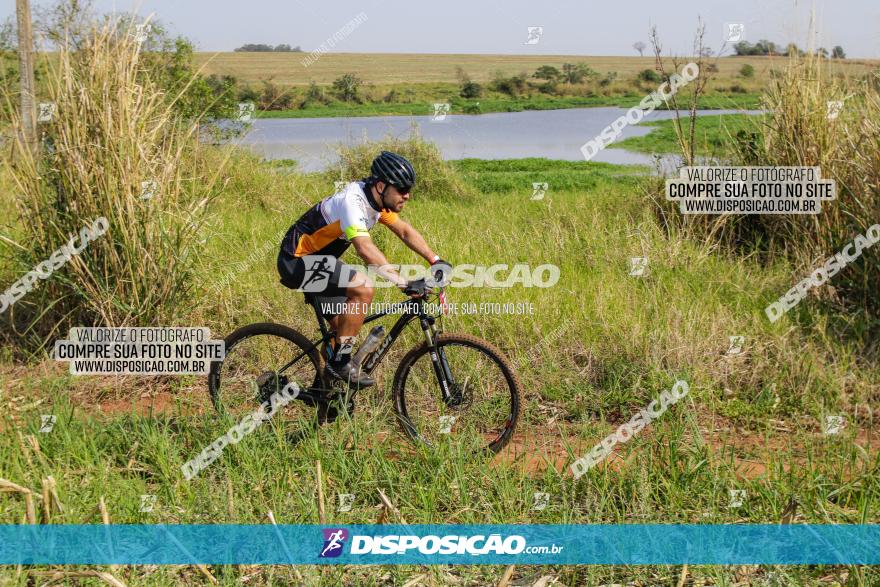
[371,151,416,192]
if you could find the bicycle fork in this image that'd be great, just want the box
[420,317,460,406]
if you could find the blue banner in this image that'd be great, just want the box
[1,524,878,565]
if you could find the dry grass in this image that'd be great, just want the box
[0,17,228,350]
[194,51,878,87]
[646,51,880,328]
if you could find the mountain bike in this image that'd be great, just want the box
[207,282,521,453]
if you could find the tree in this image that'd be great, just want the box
[755,39,779,55]
[832,45,846,59]
[235,43,273,52]
[733,39,781,56]
[533,65,561,82]
[34,0,96,50]
[733,41,752,56]
[632,41,646,56]
[234,43,301,52]
[817,47,829,58]
[785,42,804,57]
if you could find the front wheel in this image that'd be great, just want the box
[391,333,520,454]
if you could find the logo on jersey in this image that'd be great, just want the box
[319,528,349,558]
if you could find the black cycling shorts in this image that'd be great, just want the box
[277,250,357,318]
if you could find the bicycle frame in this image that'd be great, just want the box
[277,294,458,402]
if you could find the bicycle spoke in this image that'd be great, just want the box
[398,340,516,452]
[212,331,319,427]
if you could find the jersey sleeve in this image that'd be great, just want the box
[379,211,399,226]
[340,192,371,241]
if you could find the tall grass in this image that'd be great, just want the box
[0,16,226,351]
[2,150,878,583]
[650,52,880,333]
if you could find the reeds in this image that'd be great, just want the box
[1,15,223,350]
[652,50,880,324]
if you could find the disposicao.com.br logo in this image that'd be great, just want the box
[319,528,563,557]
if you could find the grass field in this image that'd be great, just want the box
[193,52,876,118]
[195,52,877,87]
[2,153,878,585]
[611,113,760,156]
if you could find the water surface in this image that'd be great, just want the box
[235,108,754,171]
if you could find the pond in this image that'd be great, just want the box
[234,107,754,171]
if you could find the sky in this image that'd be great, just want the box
[3,0,879,57]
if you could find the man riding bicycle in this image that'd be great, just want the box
[277,151,448,390]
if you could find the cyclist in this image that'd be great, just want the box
[277,151,448,390]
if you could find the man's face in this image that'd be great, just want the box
[379,182,410,212]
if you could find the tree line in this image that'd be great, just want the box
[234,43,302,52]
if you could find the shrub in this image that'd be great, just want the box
[460,80,482,99]
[489,71,528,97]
[534,65,562,82]
[598,71,618,87]
[739,64,755,78]
[637,69,662,83]
[327,128,476,202]
[258,80,294,110]
[332,73,362,102]
[303,81,330,106]
[237,84,260,103]
[561,63,597,84]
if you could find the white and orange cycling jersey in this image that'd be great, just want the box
[281,181,399,258]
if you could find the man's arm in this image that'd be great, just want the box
[351,236,408,289]
[385,219,438,264]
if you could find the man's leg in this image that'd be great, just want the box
[324,270,375,387]
[321,316,339,365]
[332,276,374,359]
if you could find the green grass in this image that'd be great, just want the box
[256,93,764,119]
[611,113,761,156]
[257,95,631,119]
[2,154,878,585]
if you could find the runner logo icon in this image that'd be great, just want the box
[301,255,337,293]
[319,528,349,558]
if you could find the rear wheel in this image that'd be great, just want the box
[391,333,520,454]
[208,322,323,434]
